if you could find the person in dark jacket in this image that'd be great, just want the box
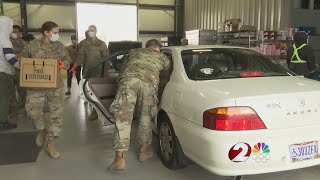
[287,32,316,77]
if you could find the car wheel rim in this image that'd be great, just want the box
[159,122,173,162]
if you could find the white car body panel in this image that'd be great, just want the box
[157,45,320,176]
[84,45,320,176]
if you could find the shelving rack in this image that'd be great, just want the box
[214,30,257,48]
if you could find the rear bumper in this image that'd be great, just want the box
[170,114,320,176]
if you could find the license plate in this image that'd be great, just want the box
[289,141,320,163]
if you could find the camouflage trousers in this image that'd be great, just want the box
[0,72,15,122]
[110,77,158,151]
[25,88,63,141]
[10,69,27,118]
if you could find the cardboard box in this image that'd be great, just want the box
[20,58,60,89]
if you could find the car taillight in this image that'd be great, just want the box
[203,107,266,131]
[240,71,264,77]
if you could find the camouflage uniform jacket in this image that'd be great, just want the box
[119,48,171,90]
[77,38,109,71]
[65,45,78,63]
[21,39,71,87]
[10,38,27,54]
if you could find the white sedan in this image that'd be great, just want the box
[80,45,320,178]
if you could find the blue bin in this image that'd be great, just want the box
[297,27,317,35]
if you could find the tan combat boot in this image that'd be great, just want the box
[46,141,61,159]
[139,146,153,162]
[88,109,98,121]
[107,151,126,171]
[36,130,46,147]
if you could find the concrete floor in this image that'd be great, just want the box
[1,80,320,180]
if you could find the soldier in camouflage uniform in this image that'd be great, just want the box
[10,25,27,118]
[11,25,27,54]
[77,25,109,121]
[108,39,171,171]
[21,21,71,159]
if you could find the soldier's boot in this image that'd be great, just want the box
[88,109,98,121]
[36,130,46,147]
[46,141,61,159]
[139,146,153,162]
[108,151,126,171]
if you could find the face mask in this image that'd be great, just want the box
[11,33,18,39]
[88,31,96,38]
[50,34,59,42]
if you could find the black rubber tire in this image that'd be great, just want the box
[234,176,243,180]
[157,114,188,170]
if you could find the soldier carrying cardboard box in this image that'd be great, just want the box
[20,21,71,159]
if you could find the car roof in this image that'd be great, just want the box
[161,45,249,51]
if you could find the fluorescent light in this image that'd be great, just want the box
[192,49,213,52]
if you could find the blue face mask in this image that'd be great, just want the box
[50,34,59,42]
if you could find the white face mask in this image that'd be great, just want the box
[11,33,18,39]
[88,31,96,38]
[50,34,60,42]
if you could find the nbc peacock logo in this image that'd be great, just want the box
[252,143,271,163]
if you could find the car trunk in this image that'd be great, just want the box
[197,76,320,129]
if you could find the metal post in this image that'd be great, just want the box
[175,0,184,37]
[137,0,139,41]
[174,0,177,36]
[20,0,28,36]
[0,0,4,16]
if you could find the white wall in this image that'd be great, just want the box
[3,3,21,25]
[27,4,76,29]
[139,9,174,31]
[76,0,174,5]
[139,0,174,5]
[3,3,76,29]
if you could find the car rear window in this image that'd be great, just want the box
[181,48,294,80]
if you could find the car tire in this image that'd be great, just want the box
[158,114,187,170]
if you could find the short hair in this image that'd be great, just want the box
[13,25,22,32]
[146,39,161,49]
[71,35,77,40]
[41,21,58,35]
[294,32,308,45]
[181,38,188,45]
[88,25,97,31]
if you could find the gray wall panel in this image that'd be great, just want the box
[185,0,292,31]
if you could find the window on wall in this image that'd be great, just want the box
[301,0,320,9]
[76,3,138,45]
[301,0,310,9]
[315,0,320,9]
